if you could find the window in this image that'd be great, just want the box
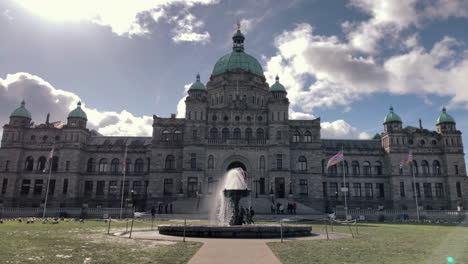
[432,160,441,175]
[62,179,68,194]
[412,183,421,198]
[84,181,93,196]
[322,182,327,197]
[207,155,214,169]
[343,161,349,175]
[435,183,444,198]
[276,131,282,140]
[162,130,170,141]
[256,128,265,140]
[96,181,105,196]
[456,182,462,198]
[21,180,31,195]
[353,183,362,197]
[133,181,143,194]
[259,178,265,194]
[2,178,8,194]
[365,183,373,198]
[233,128,241,140]
[51,156,59,172]
[422,160,429,175]
[376,183,385,198]
[65,161,70,171]
[87,158,95,172]
[340,183,350,197]
[276,154,283,170]
[455,165,459,175]
[174,130,182,141]
[299,179,308,195]
[165,155,175,170]
[192,130,198,139]
[36,156,47,171]
[399,182,405,197]
[110,158,120,173]
[24,156,34,171]
[99,158,108,173]
[259,156,265,170]
[245,128,252,140]
[190,154,197,169]
[108,181,118,196]
[304,131,312,142]
[220,128,229,140]
[329,182,338,197]
[207,177,214,194]
[328,165,337,175]
[363,161,371,176]
[297,156,307,171]
[292,131,300,142]
[121,180,129,196]
[412,161,418,175]
[322,159,326,174]
[5,160,9,172]
[134,158,144,173]
[374,161,382,175]
[48,179,56,196]
[124,159,132,173]
[210,128,218,139]
[33,180,43,196]
[423,183,432,198]
[352,161,360,176]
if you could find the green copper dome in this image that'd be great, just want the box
[270,75,287,92]
[212,28,264,77]
[10,100,32,119]
[436,107,455,125]
[68,101,87,120]
[384,106,402,123]
[189,73,206,90]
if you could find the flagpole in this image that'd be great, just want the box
[42,143,55,219]
[342,146,348,220]
[411,162,420,222]
[119,143,129,219]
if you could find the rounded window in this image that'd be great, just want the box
[246,116,252,122]
[223,116,229,121]
[408,139,414,145]
[420,140,425,145]
[235,116,240,121]
[257,116,263,121]
[212,115,217,121]
[431,140,437,145]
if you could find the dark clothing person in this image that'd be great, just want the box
[151,206,156,217]
[271,204,276,214]
[293,202,297,214]
[169,203,173,214]
[164,203,168,214]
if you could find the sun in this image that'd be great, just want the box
[14,0,98,22]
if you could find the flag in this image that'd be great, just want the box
[399,152,413,169]
[327,151,344,168]
[52,121,64,129]
[43,147,55,172]
[122,159,126,171]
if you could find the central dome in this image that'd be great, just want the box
[212,28,264,77]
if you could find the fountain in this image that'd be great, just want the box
[158,167,313,238]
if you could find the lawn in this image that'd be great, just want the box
[0,219,201,264]
[268,222,468,264]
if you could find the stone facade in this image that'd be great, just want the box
[1,29,467,213]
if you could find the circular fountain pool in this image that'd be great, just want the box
[158,225,313,238]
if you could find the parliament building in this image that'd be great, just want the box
[0,28,466,213]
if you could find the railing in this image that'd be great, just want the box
[335,208,467,221]
[207,139,267,145]
[0,207,133,219]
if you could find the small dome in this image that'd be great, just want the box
[436,107,455,125]
[269,75,286,92]
[10,100,32,119]
[189,73,206,91]
[68,101,87,120]
[384,106,402,123]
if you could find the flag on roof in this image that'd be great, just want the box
[52,121,64,129]
[327,151,344,168]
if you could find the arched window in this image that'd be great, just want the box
[162,130,170,141]
[374,161,382,175]
[37,156,47,171]
[343,160,349,175]
[259,156,265,170]
[190,154,197,169]
[210,128,218,139]
[165,155,175,170]
[328,165,337,175]
[24,156,34,171]
[293,131,301,142]
[124,159,132,173]
[304,131,312,142]
[245,128,253,140]
[297,156,307,171]
[432,160,441,175]
[222,128,230,140]
[412,161,419,175]
[422,160,429,175]
[207,155,214,169]
[256,128,265,139]
[363,161,371,176]
[174,130,182,141]
[233,128,241,140]
[352,161,360,176]
[51,157,59,172]
[134,158,144,173]
[86,158,95,172]
[110,158,120,173]
[99,158,108,173]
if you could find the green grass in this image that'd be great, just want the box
[0,219,201,264]
[268,222,468,264]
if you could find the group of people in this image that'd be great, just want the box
[151,203,173,217]
[271,202,297,214]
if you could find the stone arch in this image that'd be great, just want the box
[221,155,252,173]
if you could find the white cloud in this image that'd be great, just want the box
[176,83,192,118]
[13,0,218,38]
[171,13,210,43]
[321,120,370,139]
[0,72,153,136]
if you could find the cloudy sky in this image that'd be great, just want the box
[1,0,468,144]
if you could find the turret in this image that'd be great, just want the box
[186,74,207,122]
[436,107,456,133]
[383,106,402,132]
[9,100,32,128]
[67,101,87,129]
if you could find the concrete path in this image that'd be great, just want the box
[127,231,348,264]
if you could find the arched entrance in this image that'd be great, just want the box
[227,161,247,171]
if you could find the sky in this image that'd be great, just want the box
[1,0,468,145]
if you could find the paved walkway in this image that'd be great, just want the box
[126,231,348,264]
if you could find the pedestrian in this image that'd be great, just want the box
[270,204,275,214]
[276,203,281,214]
[158,203,162,214]
[169,203,173,214]
[151,206,156,218]
[164,203,168,214]
[240,207,246,225]
[287,203,292,214]
[249,207,255,224]
[280,204,284,214]
[293,202,297,214]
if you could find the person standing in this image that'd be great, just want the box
[293,202,297,214]
[151,206,156,218]
[169,203,173,214]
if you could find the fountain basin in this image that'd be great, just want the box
[158,225,313,238]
